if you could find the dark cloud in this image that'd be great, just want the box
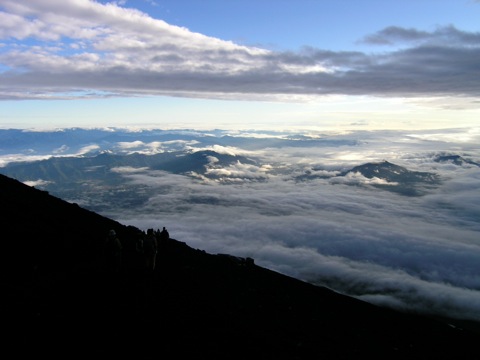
[361,26,431,45]
[2,42,480,100]
[361,25,480,46]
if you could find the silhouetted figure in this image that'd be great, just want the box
[160,226,169,241]
[136,233,144,253]
[143,228,158,272]
[129,230,145,273]
[104,229,123,273]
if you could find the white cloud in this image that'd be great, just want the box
[24,178,53,187]
[329,171,399,186]
[0,154,52,167]
[117,140,146,149]
[77,144,100,154]
[205,161,271,181]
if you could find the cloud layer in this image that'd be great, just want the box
[10,126,473,322]
[1,0,479,106]
[1,126,479,320]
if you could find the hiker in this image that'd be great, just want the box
[104,229,123,273]
[160,226,169,242]
[128,230,145,273]
[136,232,144,254]
[143,228,158,272]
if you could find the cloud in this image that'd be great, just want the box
[23,178,53,187]
[110,166,149,174]
[203,160,271,182]
[117,171,480,320]
[0,1,479,106]
[112,165,480,319]
[361,25,480,46]
[329,171,399,186]
[77,144,100,154]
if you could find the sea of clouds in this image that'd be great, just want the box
[2,126,479,322]
[105,127,480,322]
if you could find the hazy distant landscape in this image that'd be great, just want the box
[2,126,479,323]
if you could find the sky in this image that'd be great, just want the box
[0,0,480,131]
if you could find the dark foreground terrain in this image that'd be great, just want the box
[2,173,479,359]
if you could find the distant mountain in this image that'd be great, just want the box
[297,160,441,196]
[0,149,259,210]
[342,161,440,196]
[2,173,480,359]
[1,149,257,181]
[434,154,480,167]
[152,149,258,174]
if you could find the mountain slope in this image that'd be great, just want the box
[2,173,478,359]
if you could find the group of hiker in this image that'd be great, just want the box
[102,226,170,274]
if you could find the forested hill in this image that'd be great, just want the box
[2,173,479,359]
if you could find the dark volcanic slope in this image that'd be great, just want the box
[2,174,479,359]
